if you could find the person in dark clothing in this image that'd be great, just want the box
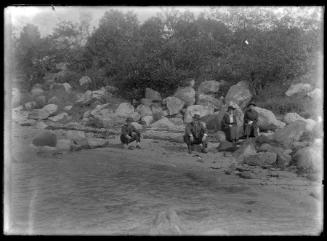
[120,117,141,149]
[184,114,208,154]
[222,106,239,143]
[243,102,259,139]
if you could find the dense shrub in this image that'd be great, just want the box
[13,7,322,113]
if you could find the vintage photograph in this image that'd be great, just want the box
[4,6,323,235]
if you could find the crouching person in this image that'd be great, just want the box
[120,117,141,150]
[184,114,208,154]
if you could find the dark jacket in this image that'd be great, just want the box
[222,112,237,130]
[185,121,207,139]
[121,123,140,137]
[244,108,258,124]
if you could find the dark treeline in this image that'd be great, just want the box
[13,8,322,107]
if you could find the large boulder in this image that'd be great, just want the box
[48,96,60,105]
[197,94,223,111]
[50,82,72,93]
[169,117,184,126]
[31,87,44,97]
[92,87,107,102]
[145,88,161,101]
[140,98,153,106]
[104,85,118,93]
[79,76,92,86]
[184,105,214,123]
[34,95,47,108]
[56,139,72,152]
[232,139,257,162]
[32,131,57,147]
[197,80,221,94]
[258,143,292,168]
[28,109,50,120]
[115,103,135,117]
[273,120,307,148]
[283,112,305,124]
[66,130,88,147]
[293,142,323,176]
[131,122,143,131]
[24,101,37,110]
[42,104,58,116]
[306,88,322,100]
[253,106,286,131]
[180,78,195,88]
[141,115,154,126]
[64,105,73,111]
[12,88,21,107]
[163,96,185,115]
[151,117,179,131]
[142,130,184,143]
[225,81,252,109]
[48,112,69,122]
[136,104,153,117]
[244,152,277,167]
[174,87,196,106]
[151,105,165,120]
[200,113,221,131]
[303,119,317,132]
[285,83,312,97]
[87,138,109,149]
[75,90,93,105]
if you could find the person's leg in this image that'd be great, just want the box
[200,135,208,153]
[184,135,193,154]
[120,135,129,149]
[132,132,141,149]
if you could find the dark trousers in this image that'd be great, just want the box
[183,134,208,148]
[120,132,141,144]
[244,123,259,138]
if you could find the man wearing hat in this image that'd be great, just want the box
[120,117,141,149]
[184,114,208,154]
[243,102,259,139]
[222,105,239,143]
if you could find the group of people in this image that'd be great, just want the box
[120,102,259,153]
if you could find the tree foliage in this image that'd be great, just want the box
[14,7,322,100]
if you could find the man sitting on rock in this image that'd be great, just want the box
[184,114,208,154]
[243,102,259,139]
[120,117,141,150]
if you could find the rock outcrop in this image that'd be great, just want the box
[225,81,252,109]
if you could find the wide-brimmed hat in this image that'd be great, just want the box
[227,105,236,110]
[247,102,256,107]
[126,117,134,123]
[193,114,201,120]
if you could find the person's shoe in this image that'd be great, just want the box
[136,143,141,149]
[128,145,135,150]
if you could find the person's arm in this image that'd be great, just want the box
[201,122,208,141]
[244,111,249,124]
[131,124,140,135]
[121,125,130,138]
[253,110,259,124]
[233,114,237,126]
[222,114,228,128]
